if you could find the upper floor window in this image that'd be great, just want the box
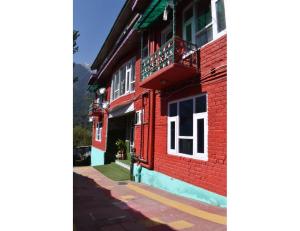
[141,31,149,59]
[183,0,226,48]
[96,122,102,141]
[161,24,173,45]
[168,94,208,161]
[110,57,135,101]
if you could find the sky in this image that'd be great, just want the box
[73,0,126,67]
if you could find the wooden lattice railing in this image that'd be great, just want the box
[141,36,198,80]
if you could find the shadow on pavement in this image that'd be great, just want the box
[74,172,176,231]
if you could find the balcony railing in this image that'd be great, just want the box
[141,36,198,81]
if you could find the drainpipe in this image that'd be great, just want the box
[138,89,155,170]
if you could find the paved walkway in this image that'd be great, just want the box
[74,166,227,231]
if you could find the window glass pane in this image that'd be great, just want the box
[185,23,192,43]
[116,73,120,88]
[142,47,148,59]
[142,32,148,58]
[179,139,193,155]
[196,25,212,47]
[130,59,135,91]
[195,95,207,113]
[216,0,226,32]
[197,119,205,153]
[184,7,193,22]
[120,66,126,95]
[196,0,211,32]
[126,71,130,92]
[179,99,193,136]
[169,103,177,117]
[170,121,175,149]
[131,59,135,82]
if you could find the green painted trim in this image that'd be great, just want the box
[133,164,227,208]
[133,0,168,30]
[91,146,105,166]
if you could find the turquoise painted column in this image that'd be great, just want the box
[91,147,105,166]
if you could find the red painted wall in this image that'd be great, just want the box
[91,13,227,196]
[152,36,227,196]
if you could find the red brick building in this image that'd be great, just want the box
[88,0,227,207]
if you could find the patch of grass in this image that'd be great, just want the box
[93,163,130,181]
[118,159,131,166]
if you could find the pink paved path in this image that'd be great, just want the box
[73,166,226,231]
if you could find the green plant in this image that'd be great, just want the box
[115,139,126,152]
[115,139,127,160]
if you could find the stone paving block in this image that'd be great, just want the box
[120,195,135,201]
[74,167,227,231]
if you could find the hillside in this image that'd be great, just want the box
[73,63,93,128]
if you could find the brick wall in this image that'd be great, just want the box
[91,22,227,196]
[152,36,227,196]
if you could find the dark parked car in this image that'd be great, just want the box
[73,146,91,166]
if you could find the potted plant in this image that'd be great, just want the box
[115,139,127,160]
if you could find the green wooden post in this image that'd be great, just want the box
[172,0,176,64]
[173,0,176,38]
[141,31,143,80]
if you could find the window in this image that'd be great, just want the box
[216,0,226,32]
[110,57,135,101]
[183,6,194,43]
[195,0,213,47]
[134,110,143,125]
[161,24,173,45]
[182,0,226,48]
[167,94,208,160]
[142,31,149,59]
[96,122,102,141]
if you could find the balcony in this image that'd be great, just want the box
[140,36,199,90]
[88,102,103,117]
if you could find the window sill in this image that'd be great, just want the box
[167,152,208,161]
[110,90,135,103]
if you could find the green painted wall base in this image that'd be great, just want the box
[133,164,227,208]
[91,147,105,166]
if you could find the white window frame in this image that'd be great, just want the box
[211,0,226,40]
[134,110,143,125]
[129,58,135,92]
[167,116,178,154]
[95,122,102,141]
[167,94,208,161]
[110,57,135,102]
[182,0,226,48]
[182,3,195,44]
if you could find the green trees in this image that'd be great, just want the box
[72,29,92,148]
[73,30,80,83]
[73,30,80,54]
[73,125,92,147]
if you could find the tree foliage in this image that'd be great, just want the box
[73,125,92,147]
[73,30,80,54]
[73,29,80,83]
